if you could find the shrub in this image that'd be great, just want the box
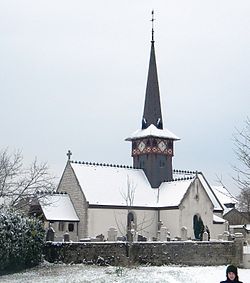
[0,208,45,274]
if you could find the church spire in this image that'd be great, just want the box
[126,12,180,188]
[142,10,163,130]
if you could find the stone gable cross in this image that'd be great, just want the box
[67,150,72,161]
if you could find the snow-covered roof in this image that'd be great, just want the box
[198,175,223,211]
[244,224,250,231]
[211,186,238,205]
[211,185,238,214]
[230,224,244,229]
[70,162,158,207]
[213,214,226,223]
[39,194,79,222]
[69,162,222,210]
[158,179,193,207]
[125,124,180,141]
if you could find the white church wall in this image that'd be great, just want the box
[160,209,180,238]
[47,221,78,242]
[57,163,88,239]
[179,178,227,240]
[88,208,158,240]
[159,178,215,240]
[180,178,214,239]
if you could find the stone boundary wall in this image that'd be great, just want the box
[43,240,243,266]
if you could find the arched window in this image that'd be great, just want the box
[193,214,204,240]
[58,222,65,231]
[68,223,74,232]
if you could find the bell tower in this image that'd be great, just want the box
[126,11,179,188]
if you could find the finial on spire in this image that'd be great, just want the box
[67,150,72,161]
[151,10,155,43]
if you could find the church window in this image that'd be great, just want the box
[68,223,74,232]
[58,222,65,231]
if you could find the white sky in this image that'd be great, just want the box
[0,0,249,195]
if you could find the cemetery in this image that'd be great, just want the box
[43,225,247,267]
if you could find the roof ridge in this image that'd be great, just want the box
[70,162,202,175]
[173,169,202,175]
[36,191,67,195]
[163,176,195,183]
[70,160,137,169]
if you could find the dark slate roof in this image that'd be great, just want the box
[142,41,163,130]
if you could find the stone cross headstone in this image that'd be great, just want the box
[180,226,187,241]
[107,227,117,241]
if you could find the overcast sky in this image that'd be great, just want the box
[0,1,249,195]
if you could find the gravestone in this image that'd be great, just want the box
[64,232,70,242]
[167,231,171,241]
[234,232,244,244]
[137,234,147,242]
[203,231,209,241]
[180,226,187,241]
[96,234,105,241]
[46,226,55,241]
[131,229,137,241]
[160,226,168,241]
[127,230,133,242]
[222,231,230,241]
[107,227,117,241]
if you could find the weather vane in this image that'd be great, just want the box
[151,10,155,42]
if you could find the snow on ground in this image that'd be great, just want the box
[1,263,250,283]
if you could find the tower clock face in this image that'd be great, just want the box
[138,141,146,151]
[158,141,167,151]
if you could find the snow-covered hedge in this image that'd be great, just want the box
[0,208,45,273]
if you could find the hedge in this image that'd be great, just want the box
[0,208,45,274]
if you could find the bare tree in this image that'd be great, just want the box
[120,175,135,208]
[233,118,250,216]
[0,148,55,211]
[114,175,156,241]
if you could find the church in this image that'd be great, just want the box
[39,17,228,242]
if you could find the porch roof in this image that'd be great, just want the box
[40,194,79,222]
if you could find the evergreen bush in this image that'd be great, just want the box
[0,208,45,274]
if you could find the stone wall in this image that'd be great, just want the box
[44,240,243,266]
